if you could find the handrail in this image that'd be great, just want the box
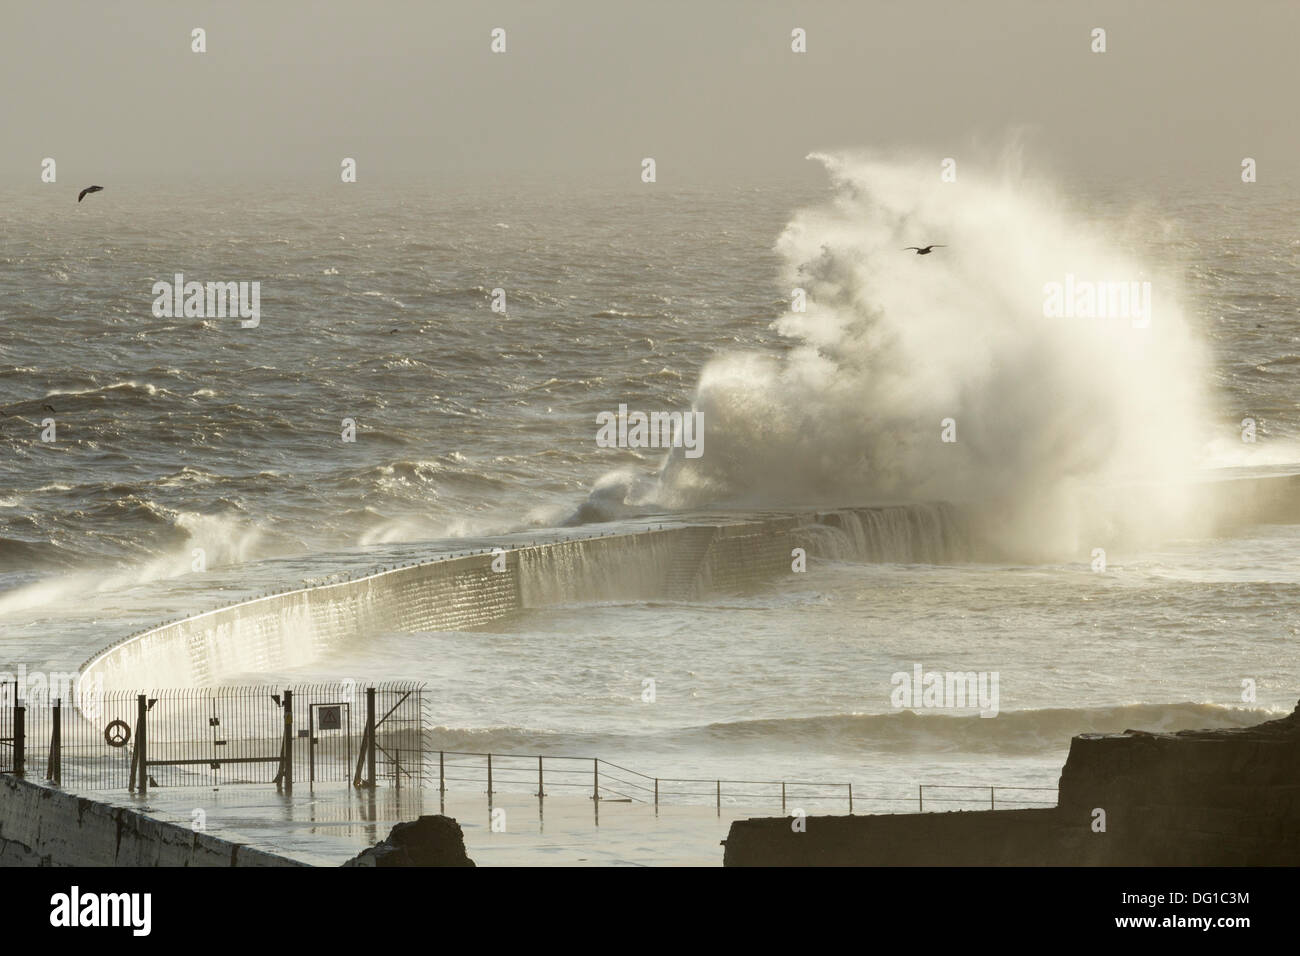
[77,520,710,680]
[918,783,1059,811]
[79,505,951,687]
[428,749,1059,816]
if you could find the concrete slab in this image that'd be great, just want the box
[94,782,781,866]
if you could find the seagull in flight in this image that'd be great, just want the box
[78,185,104,203]
[904,244,945,255]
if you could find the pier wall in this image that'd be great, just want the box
[0,774,303,867]
[82,505,966,690]
[77,473,1298,694]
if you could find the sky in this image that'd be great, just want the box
[2,0,1297,186]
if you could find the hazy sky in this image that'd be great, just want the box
[3,0,1297,186]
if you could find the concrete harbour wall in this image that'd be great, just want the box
[81,505,967,690]
[0,774,303,867]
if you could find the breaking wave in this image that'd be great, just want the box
[587,148,1223,559]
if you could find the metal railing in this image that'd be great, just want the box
[429,750,1059,816]
[0,681,425,793]
[0,681,21,776]
[917,784,1059,812]
[2,682,1058,816]
[77,525,685,681]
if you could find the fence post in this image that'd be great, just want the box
[654,778,658,810]
[439,751,445,798]
[537,756,543,799]
[282,689,293,794]
[365,686,376,788]
[12,701,24,778]
[781,781,786,813]
[136,694,148,796]
[848,783,853,815]
[990,786,995,810]
[49,698,61,786]
[918,785,923,812]
[716,780,721,816]
[486,753,493,799]
[592,759,599,802]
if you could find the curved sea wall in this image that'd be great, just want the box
[74,470,1300,692]
[81,504,969,690]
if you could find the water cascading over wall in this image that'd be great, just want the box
[80,504,972,690]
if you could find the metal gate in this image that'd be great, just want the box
[307,700,352,783]
[140,688,287,788]
[2,681,426,792]
[0,683,18,775]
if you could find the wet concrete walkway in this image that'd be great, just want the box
[100,783,753,866]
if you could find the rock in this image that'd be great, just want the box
[342,815,475,867]
[725,698,1300,866]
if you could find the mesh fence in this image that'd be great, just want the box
[0,681,425,792]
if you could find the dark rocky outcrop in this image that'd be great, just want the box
[724,699,1300,866]
[342,815,475,867]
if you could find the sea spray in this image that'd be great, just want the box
[646,150,1217,559]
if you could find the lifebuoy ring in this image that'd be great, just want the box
[104,719,131,747]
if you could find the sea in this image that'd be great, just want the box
[2,157,1298,809]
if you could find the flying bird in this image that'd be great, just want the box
[77,185,104,203]
[904,244,945,255]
